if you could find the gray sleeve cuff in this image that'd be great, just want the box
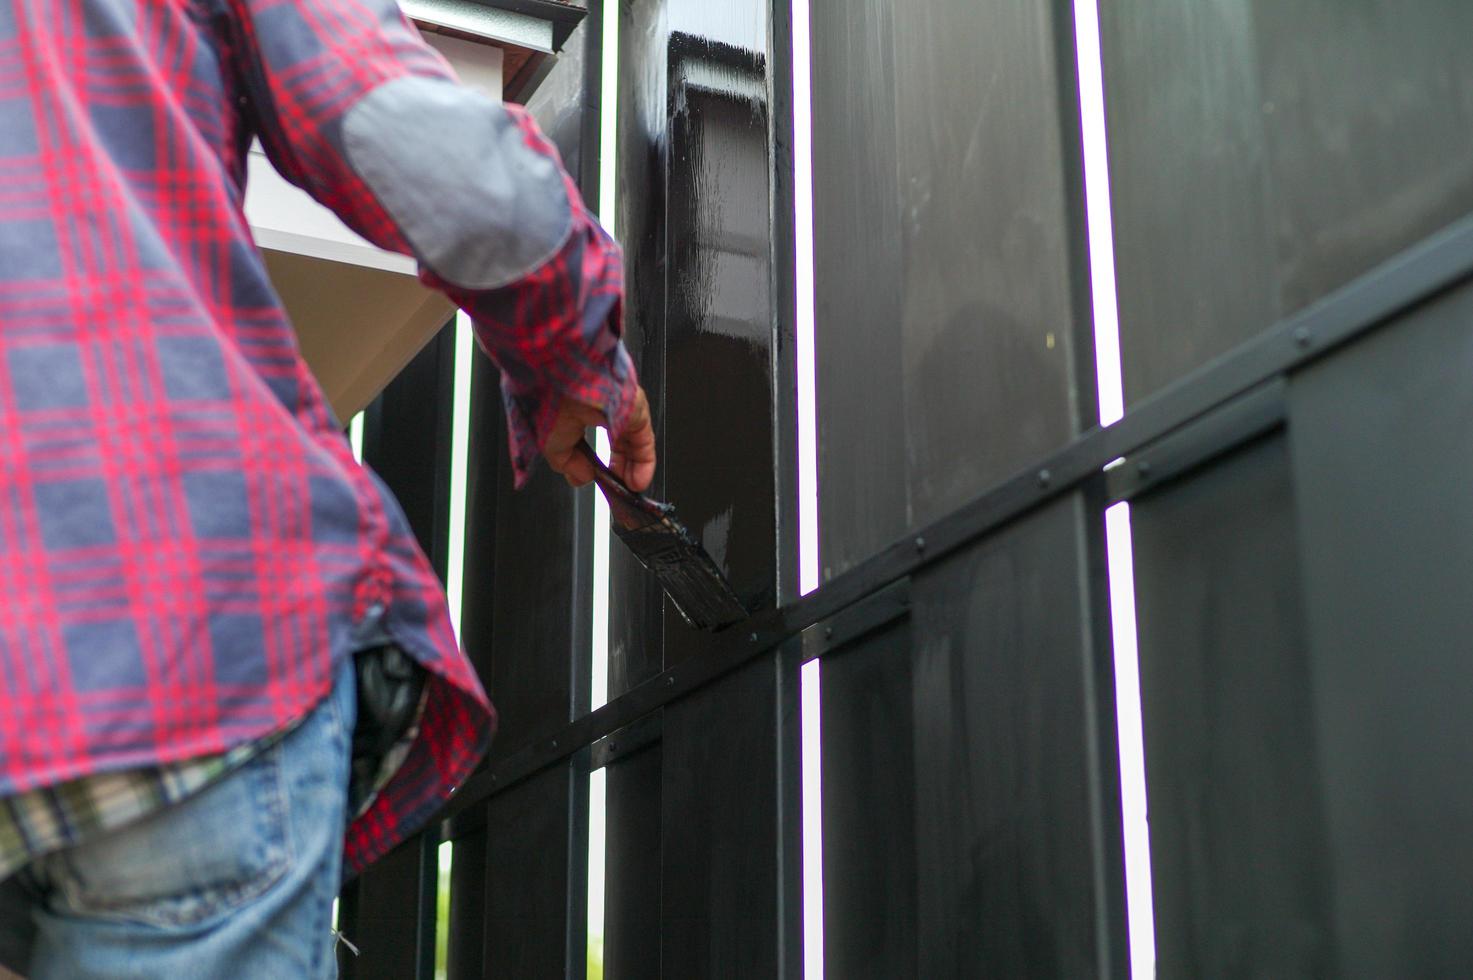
[340,74,572,290]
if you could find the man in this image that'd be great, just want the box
[0,0,653,976]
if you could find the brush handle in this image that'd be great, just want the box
[573,438,632,495]
[573,439,661,531]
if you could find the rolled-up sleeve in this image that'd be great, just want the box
[222,0,636,483]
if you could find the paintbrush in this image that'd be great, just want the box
[575,440,747,632]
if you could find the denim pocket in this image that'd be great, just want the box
[45,740,293,929]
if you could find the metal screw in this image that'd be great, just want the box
[666,675,675,686]
[551,739,558,748]
[824,626,834,639]
[490,773,498,783]
[914,536,926,553]
[1037,468,1052,488]
[749,632,759,643]
[1138,460,1152,479]
[1293,326,1312,348]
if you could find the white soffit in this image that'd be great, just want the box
[399,0,554,53]
[242,42,502,272]
[246,147,416,274]
[242,24,505,419]
[422,33,505,96]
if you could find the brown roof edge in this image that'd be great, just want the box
[411,0,587,103]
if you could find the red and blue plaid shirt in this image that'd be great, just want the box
[0,0,634,874]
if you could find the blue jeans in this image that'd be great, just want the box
[0,656,355,979]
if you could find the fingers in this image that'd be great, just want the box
[547,444,597,487]
[542,398,605,487]
[610,434,655,491]
[540,388,657,493]
[610,387,656,492]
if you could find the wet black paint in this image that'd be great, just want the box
[604,1,782,975]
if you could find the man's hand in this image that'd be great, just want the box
[543,386,656,492]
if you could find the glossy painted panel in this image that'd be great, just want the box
[658,272,786,974]
[608,0,671,696]
[608,0,779,678]
[662,38,777,664]
[603,4,674,973]
[603,2,782,975]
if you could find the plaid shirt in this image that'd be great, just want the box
[0,0,635,877]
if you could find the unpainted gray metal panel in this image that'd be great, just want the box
[821,496,1112,977]
[1100,0,1473,402]
[820,615,918,976]
[482,765,582,977]
[807,0,907,582]
[661,656,782,976]
[1288,282,1473,978]
[810,0,1084,577]
[909,496,1108,977]
[1095,0,1283,405]
[1252,0,1473,312]
[1131,435,1334,978]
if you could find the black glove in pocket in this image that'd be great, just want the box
[349,644,427,818]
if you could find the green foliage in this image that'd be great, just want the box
[588,934,604,980]
[435,842,453,980]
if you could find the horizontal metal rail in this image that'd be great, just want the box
[440,208,1473,822]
